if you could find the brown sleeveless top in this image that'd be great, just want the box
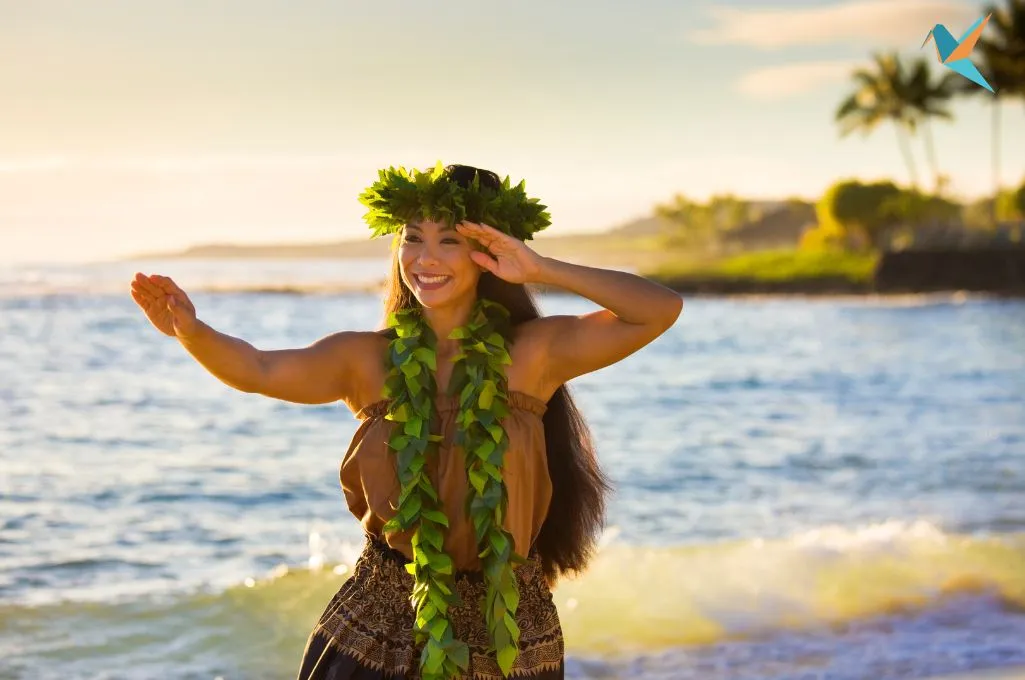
[340,390,552,570]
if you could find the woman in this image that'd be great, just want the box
[129,164,683,679]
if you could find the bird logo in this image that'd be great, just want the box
[922,14,995,92]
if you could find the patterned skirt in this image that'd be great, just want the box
[295,533,565,680]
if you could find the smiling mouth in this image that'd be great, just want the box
[414,273,452,287]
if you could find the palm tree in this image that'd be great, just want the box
[954,0,1025,218]
[836,52,921,189]
[903,58,959,193]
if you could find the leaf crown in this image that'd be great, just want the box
[358,162,551,241]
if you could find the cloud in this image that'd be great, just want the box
[690,0,977,49]
[737,59,863,99]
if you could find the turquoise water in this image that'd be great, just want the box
[2,259,1025,679]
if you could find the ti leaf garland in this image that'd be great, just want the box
[382,298,527,679]
[381,307,465,678]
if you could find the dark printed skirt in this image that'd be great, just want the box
[296,534,565,680]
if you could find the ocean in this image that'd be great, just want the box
[2,258,1025,679]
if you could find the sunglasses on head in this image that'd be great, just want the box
[444,164,501,192]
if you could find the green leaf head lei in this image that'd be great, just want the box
[358,161,551,241]
[359,163,551,679]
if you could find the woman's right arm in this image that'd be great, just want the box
[176,322,362,404]
[131,272,366,405]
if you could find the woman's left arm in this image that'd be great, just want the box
[456,220,683,386]
[531,257,684,385]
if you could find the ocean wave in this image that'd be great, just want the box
[3,521,1025,678]
[556,520,1025,651]
[6,521,1023,648]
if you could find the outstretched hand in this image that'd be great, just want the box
[130,273,198,338]
[455,221,546,285]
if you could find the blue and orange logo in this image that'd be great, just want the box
[922,14,994,92]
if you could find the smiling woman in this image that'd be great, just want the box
[292,163,683,680]
[131,161,683,680]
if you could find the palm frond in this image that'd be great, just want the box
[835,94,861,121]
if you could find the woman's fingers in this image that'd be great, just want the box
[470,250,498,273]
[456,222,493,243]
[133,273,164,299]
[134,272,175,295]
[151,275,182,296]
[133,287,163,312]
[458,222,514,253]
[131,281,159,305]
[460,221,505,240]
[133,273,191,311]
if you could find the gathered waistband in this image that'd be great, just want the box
[363,532,542,585]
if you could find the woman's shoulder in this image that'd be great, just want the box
[325,330,389,414]
[328,329,391,355]
[512,316,566,351]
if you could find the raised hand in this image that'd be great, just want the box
[455,221,546,285]
[129,273,198,338]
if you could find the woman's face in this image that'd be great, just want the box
[398,219,482,308]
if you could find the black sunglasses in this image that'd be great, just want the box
[444,164,501,192]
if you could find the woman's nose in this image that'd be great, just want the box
[417,241,441,265]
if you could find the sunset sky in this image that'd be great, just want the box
[2,0,1023,264]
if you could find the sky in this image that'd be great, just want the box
[1,0,1023,264]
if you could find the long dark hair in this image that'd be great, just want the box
[377,197,613,587]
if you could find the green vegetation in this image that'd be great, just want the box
[655,193,762,248]
[815,180,904,251]
[805,180,963,251]
[1010,183,1025,218]
[650,249,879,284]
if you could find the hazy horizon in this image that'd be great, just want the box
[3,0,1023,264]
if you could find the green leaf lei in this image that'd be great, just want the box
[381,298,528,679]
[358,162,551,241]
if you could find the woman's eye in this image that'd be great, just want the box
[401,235,459,244]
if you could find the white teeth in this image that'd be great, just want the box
[417,274,449,284]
